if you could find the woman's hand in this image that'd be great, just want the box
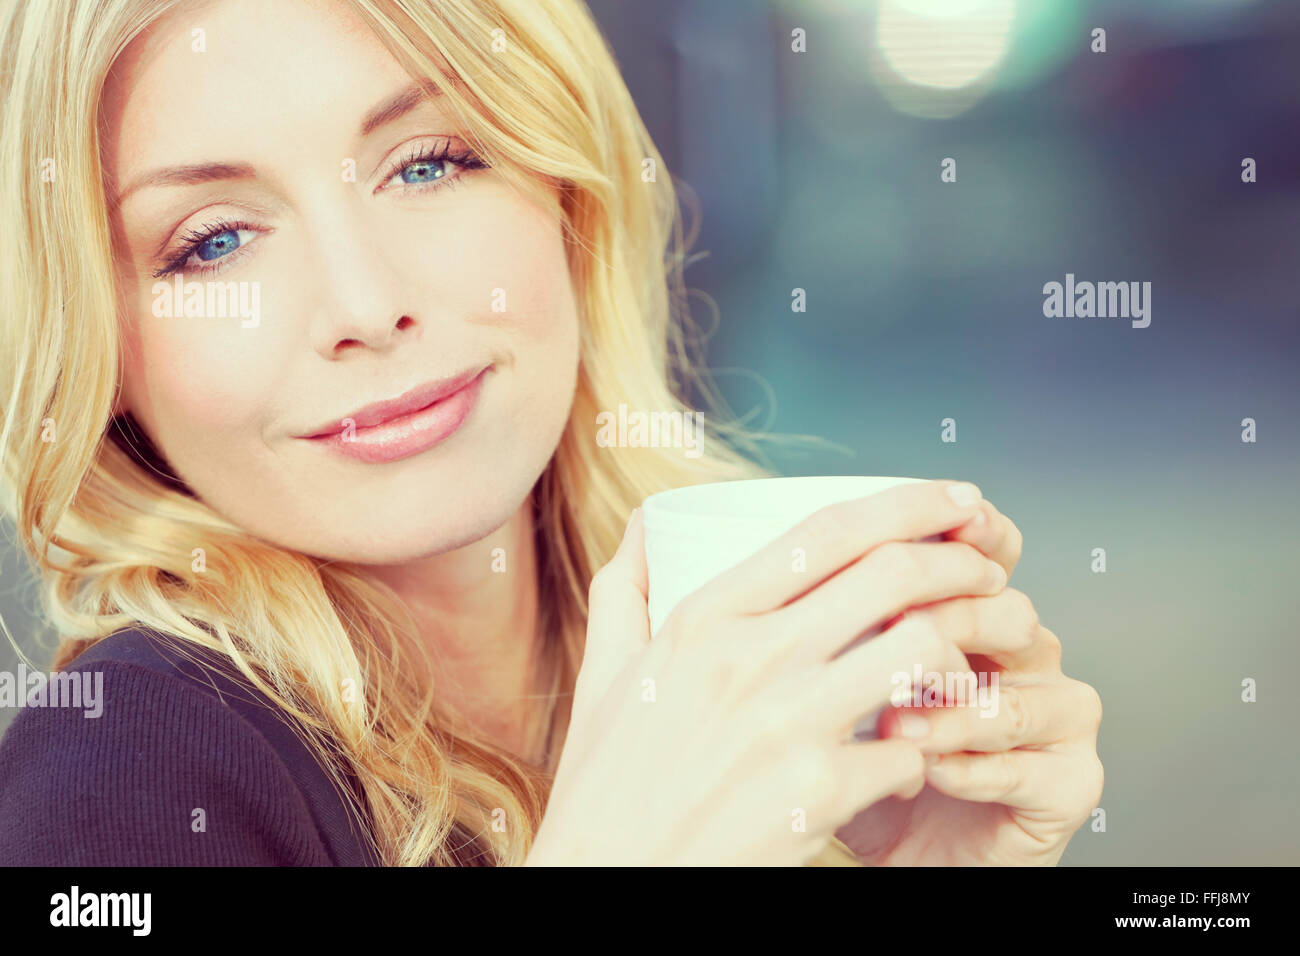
[833,500,1105,865]
[528,480,1005,866]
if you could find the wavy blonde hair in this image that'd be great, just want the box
[0,0,779,865]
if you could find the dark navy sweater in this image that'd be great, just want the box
[0,627,862,867]
[0,627,382,866]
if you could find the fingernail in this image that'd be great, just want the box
[987,560,1007,588]
[898,713,930,739]
[946,482,981,507]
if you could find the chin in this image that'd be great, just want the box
[262,468,538,564]
[352,486,534,564]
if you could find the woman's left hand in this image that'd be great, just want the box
[832,499,1105,866]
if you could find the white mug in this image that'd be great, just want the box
[641,475,944,739]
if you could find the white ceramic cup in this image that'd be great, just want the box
[641,475,945,739]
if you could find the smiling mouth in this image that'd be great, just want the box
[299,366,489,464]
[298,365,489,439]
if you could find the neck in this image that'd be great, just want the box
[363,497,542,763]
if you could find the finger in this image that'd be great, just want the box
[802,612,975,741]
[701,479,987,618]
[918,589,1062,674]
[944,499,1023,581]
[923,749,1104,821]
[583,509,650,673]
[880,679,1094,753]
[770,541,1007,664]
[726,737,925,861]
[831,737,927,823]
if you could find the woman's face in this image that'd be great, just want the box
[101,0,580,563]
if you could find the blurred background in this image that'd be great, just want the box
[581,0,1300,865]
[3,0,1297,864]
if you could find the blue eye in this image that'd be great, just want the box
[380,140,488,193]
[196,228,245,261]
[398,157,448,185]
[153,221,259,278]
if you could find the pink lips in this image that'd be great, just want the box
[297,366,488,464]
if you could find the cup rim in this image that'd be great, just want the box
[641,475,931,523]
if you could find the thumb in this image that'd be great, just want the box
[581,508,650,681]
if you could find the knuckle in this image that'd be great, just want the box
[994,750,1020,799]
[871,540,924,585]
[892,610,943,671]
[751,620,801,674]
[666,590,711,640]
[1075,680,1103,731]
[1007,520,1024,560]
[924,626,952,674]
[1087,756,1106,808]
[695,620,795,697]
[701,639,753,699]
[957,592,980,642]
[1039,625,1063,665]
[800,502,852,547]
[921,480,957,518]
[748,696,802,757]
[885,492,927,535]
[794,747,838,807]
[1004,686,1032,744]
[898,741,926,785]
[1070,756,1106,821]
[690,640,728,687]
[1006,588,1039,649]
[962,545,1006,594]
[911,614,947,669]
[713,631,761,686]
[1012,586,1038,624]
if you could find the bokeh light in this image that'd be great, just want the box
[871,0,1016,118]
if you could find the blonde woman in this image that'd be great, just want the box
[0,0,1102,866]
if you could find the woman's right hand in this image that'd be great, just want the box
[525,480,1005,866]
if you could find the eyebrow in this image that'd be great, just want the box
[111,80,444,206]
[359,80,443,137]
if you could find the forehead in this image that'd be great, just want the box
[100,0,414,181]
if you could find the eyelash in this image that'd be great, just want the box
[152,139,489,279]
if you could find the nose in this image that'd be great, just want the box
[303,190,419,357]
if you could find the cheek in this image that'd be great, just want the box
[484,195,578,351]
[495,228,581,416]
[400,184,581,392]
[121,290,289,450]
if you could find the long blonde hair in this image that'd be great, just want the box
[0,0,778,864]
